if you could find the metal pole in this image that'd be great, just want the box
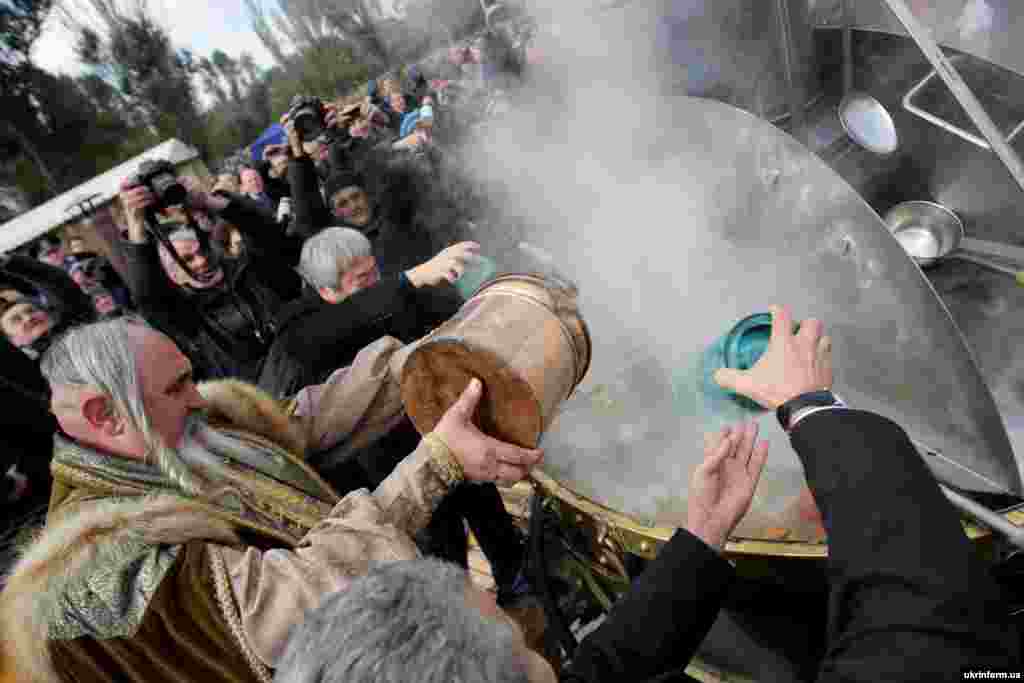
[842,0,853,96]
[940,485,1024,550]
[879,0,1024,193]
[775,0,806,141]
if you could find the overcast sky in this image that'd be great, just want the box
[32,0,278,77]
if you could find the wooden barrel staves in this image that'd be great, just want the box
[401,273,592,448]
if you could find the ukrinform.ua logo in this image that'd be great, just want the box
[963,672,1022,680]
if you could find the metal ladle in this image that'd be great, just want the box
[883,201,1024,286]
[835,0,899,156]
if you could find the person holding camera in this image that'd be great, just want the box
[281,97,407,245]
[118,162,304,382]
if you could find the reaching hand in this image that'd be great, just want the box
[324,104,339,130]
[714,305,834,410]
[119,177,159,242]
[686,421,768,551]
[178,175,213,212]
[432,378,544,485]
[406,241,481,288]
[279,116,305,158]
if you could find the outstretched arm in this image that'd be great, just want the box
[715,304,1021,681]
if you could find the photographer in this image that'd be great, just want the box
[282,97,398,242]
[118,161,304,381]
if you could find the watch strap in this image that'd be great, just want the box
[777,390,845,433]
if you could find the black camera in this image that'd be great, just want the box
[288,95,330,142]
[130,159,186,208]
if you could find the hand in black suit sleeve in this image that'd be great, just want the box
[562,531,734,683]
[791,410,1021,681]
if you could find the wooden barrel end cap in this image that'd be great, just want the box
[401,337,543,448]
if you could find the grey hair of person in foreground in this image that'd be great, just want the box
[40,316,204,495]
[297,227,373,290]
[274,558,531,683]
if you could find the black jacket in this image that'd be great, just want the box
[258,274,459,398]
[286,153,440,279]
[120,198,304,382]
[287,156,331,241]
[563,410,1021,682]
[256,159,291,207]
[1,255,95,326]
[0,338,56,497]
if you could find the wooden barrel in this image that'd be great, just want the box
[401,274,592,448]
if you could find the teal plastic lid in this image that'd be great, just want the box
[454,255,497,300]
[724,313,774,371]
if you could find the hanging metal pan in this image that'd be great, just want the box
[884,201,1024,285]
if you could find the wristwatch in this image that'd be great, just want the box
[776,390,846,433]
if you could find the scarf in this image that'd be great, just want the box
[51,417,339,546]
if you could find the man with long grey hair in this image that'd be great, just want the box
[0,315,543,683]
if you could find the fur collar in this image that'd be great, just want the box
[199,379,308,456]
[0,496,239,683]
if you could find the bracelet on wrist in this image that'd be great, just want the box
[423,432,464,485]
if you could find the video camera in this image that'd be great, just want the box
[128,159,187,210]
[287,95,334,143]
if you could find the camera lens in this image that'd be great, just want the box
[294,107,322,141]
[151,172,186,206]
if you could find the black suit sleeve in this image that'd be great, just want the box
[790,410,1021,681]
[1,255,94,323]
[562,530,734,683]
[286,156,331,240]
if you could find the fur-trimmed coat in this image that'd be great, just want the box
[0,337,459,683]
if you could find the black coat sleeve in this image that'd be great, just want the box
[119,240,200,336]
[1,255,94,323]
[562,531,735,683]
[287,156,331,240]
[291,275,417,358]
[790,410,1021,681]
[259,276,455,397]
[218,195,303,267]
[217,196,303,302]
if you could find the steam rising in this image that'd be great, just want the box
[444,0,1016,534]
[438,0,820,536]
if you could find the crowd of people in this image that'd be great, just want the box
[0,23,1020,683]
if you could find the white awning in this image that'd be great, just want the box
[0,138,200,253]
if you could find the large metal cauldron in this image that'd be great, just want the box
[518,96,1021,561]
